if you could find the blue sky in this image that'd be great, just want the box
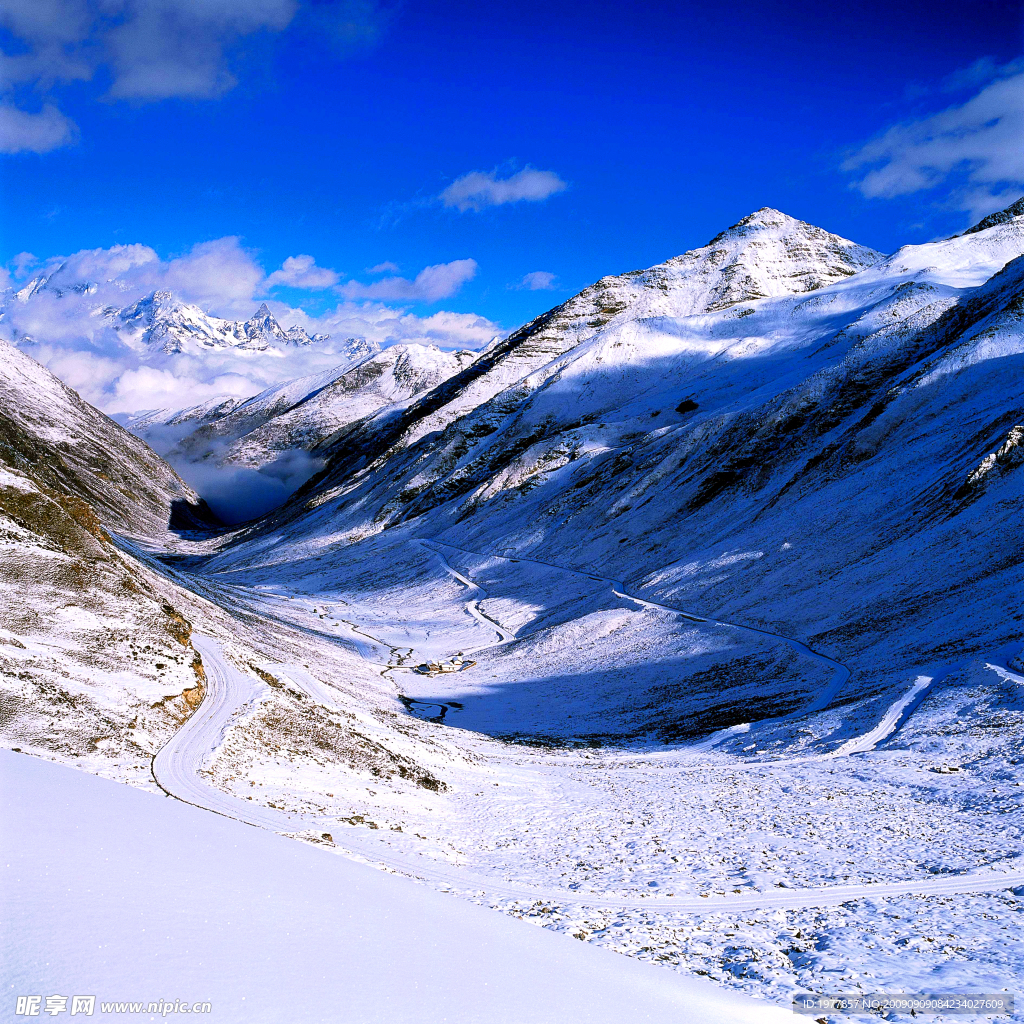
[2,0,1023,333]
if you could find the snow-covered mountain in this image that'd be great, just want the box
[0,336,222,781]
[231,204,1023,738]
[107,293,339,354]
[118,343,480,524]
[0,265,384,418]
[166,343,479,470]
[280,208,885,474]
[4,204,1024,1018]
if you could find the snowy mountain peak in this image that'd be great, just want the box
[13,262,97,301]
[119,290,182,319]
[521,208,885,344]
[15,275,49,303]
[242,303,288,350]
[717,206,799,233]
[680,207,885,311]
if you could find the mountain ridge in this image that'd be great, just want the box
[2,205,1023,1010]
[243,208,884,511]
[108,291,335,354]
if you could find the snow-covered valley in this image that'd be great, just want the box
[2,203,1023,1021]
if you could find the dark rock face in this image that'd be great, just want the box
[963,198,1024,235]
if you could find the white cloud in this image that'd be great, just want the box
[110,365,259,411]
[338,259,478,302]
[439,167,567,212]
[266,254,340,290]
[0,0,94,89]
[25,237,264,318]
[10,252,39,276]
[162,238,266,313]
[277,302,500,351]
[940,57,1004,94]
[366,261,400,274]
[0,0,384,143]
[513,270,558,291]
[103,0,298,101]
[0,103,78,154]
[0,0,298,101]
[844,66,1024,221]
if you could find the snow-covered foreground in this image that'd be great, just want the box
[0,749,792,1024]
[131,531,1023,1018]
[150,604,1024,913]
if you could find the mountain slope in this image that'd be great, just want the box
[0,337,218,778]
[269,209,882,501]
[0,336,212,535]
[225,204,1024,743]
[175,343,479,472]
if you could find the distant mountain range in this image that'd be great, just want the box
[0,264,385,417]
[12,261,341,352]
[108,293,333,354]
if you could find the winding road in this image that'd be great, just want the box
[417,540,517,652]
[153,636,1024,910]
[152,634,294,831]
[418,539,859,755]
[144,539,1024,914]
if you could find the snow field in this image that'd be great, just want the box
[1,749,795,1024]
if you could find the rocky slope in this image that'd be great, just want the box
[0,336,212,535]
[304,208,883,472]
[0,337,217,780]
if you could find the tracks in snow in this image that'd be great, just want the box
[419,540,970,765]
[420,540,857,754]
[417,540,516,652]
